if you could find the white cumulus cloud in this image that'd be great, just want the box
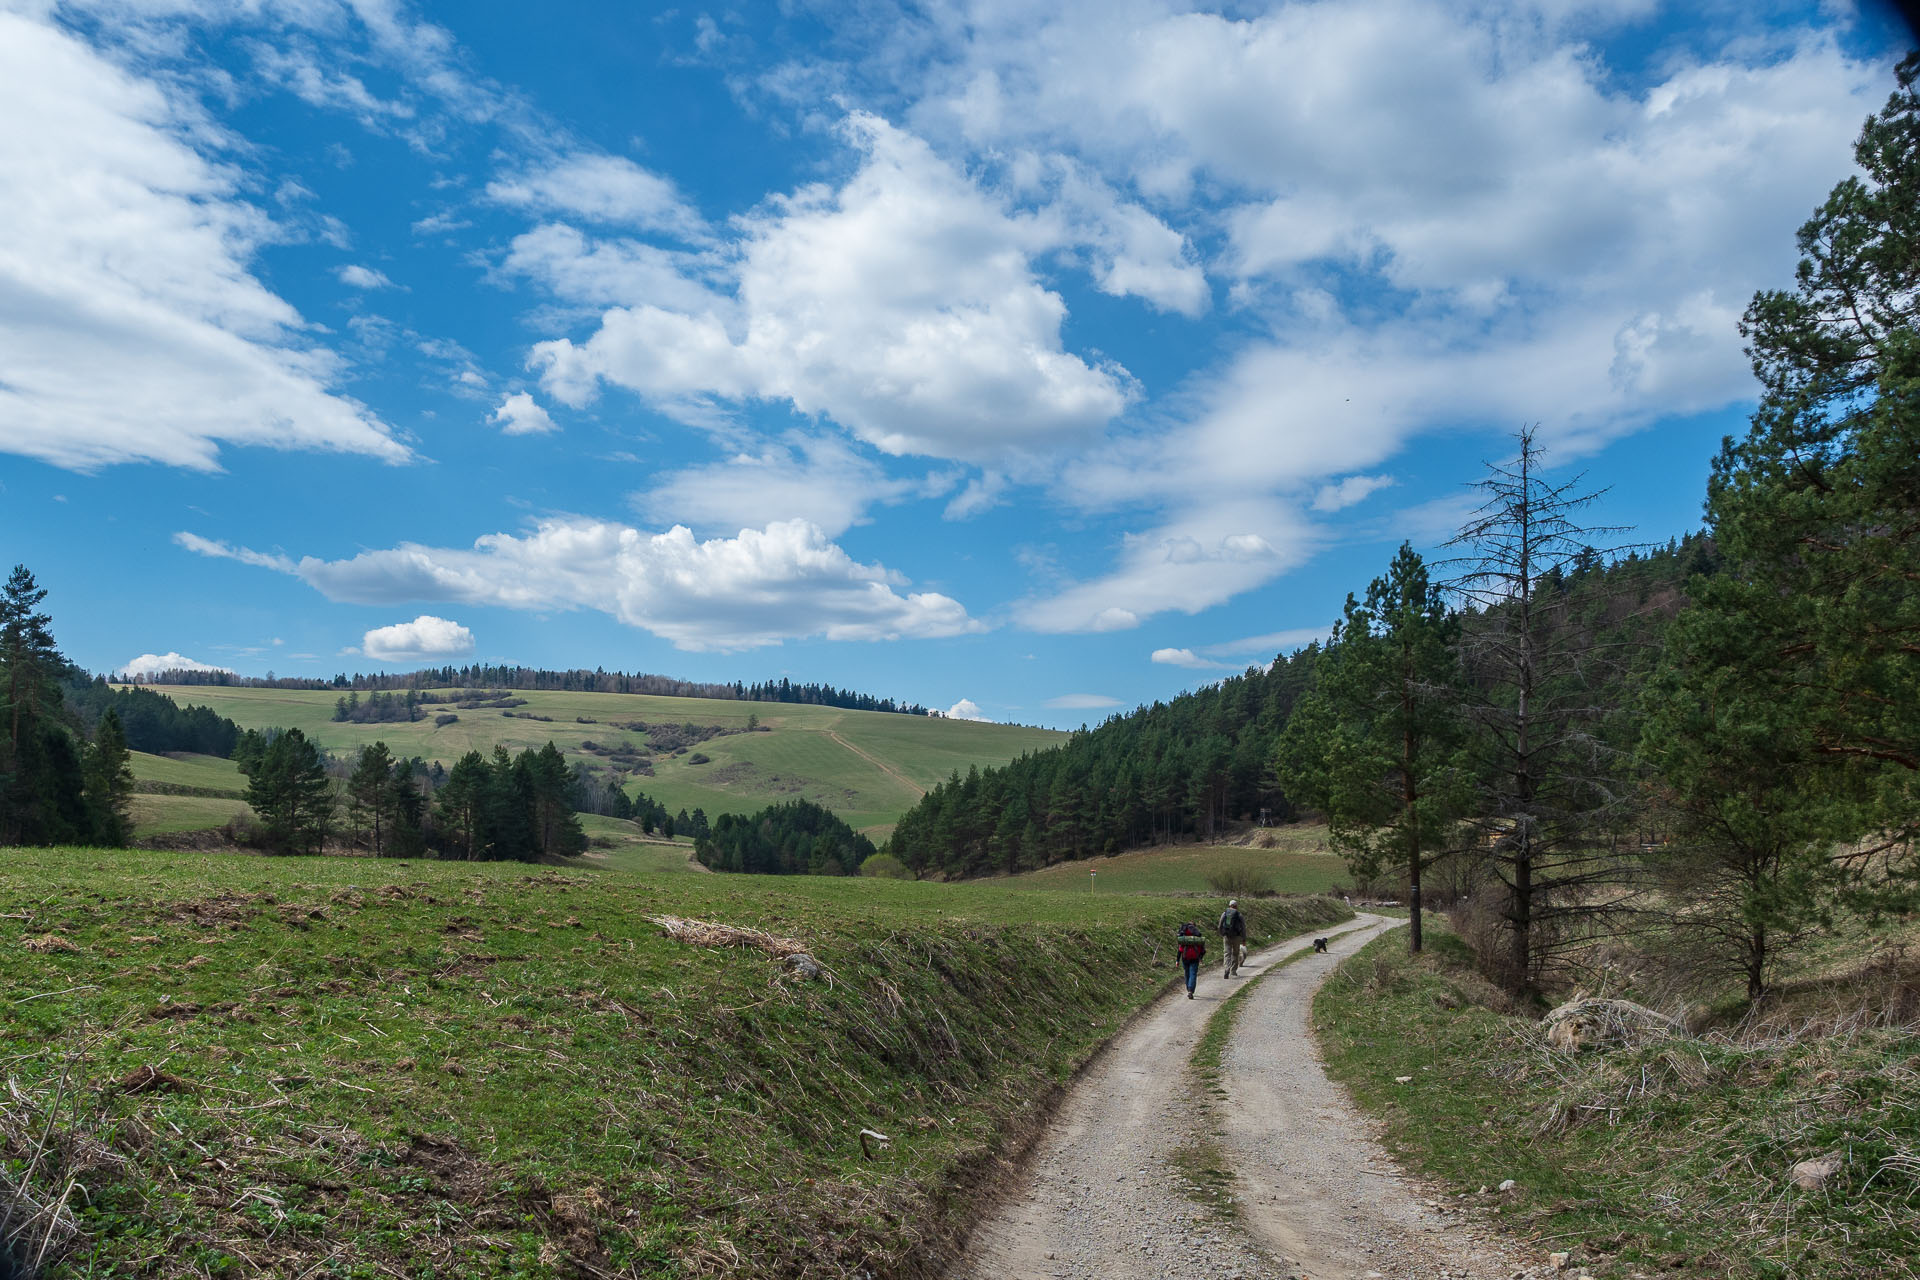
[336,264,397,290]
[638,433,915,537]
[171,531,296,573]
[945,697,989,721]
[184,518,984,652]
[359,615,475,662]
[1312,474,1395,512]
[488,152,709,241]
[1150,647,1231,670]
[531,113,1133,462]
[119,652,231,679]
[489,391,558,436]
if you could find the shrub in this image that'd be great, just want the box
[1205,867,1276,897]
[859,852,912,879]
[223,811,262,847]
[687,752,711,765]
[434,713,458,727]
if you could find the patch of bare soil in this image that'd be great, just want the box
[947,917,1554,1280]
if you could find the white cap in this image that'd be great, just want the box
[1228,899,1238,907]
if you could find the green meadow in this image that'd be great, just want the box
[1,845,1350,1278]
[1003,826,1348,896]
[137,686,1064,837]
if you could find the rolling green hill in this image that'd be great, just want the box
[136,686,1063,837]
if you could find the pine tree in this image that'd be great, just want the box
[84,708,135,847]
[0,565,61,759]
[1642,616,1854,999]
[436,750,489,859]
[245,728,333,855]
[1699,52,1920,888]
[348,741,398,855]
[1275,545,1472,953]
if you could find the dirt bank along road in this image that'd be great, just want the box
[947,915,1553,1280]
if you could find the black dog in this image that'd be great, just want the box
[1312,937,1329,953]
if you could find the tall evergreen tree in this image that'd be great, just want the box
[0,565,61,759]
[1275,545,1471,953]
[347,741,399,855]
[1642,621,1855,999]
[436,750,489,859]
[83,708,135,847]
[1695,52,1920,894]
[245,728,333,855]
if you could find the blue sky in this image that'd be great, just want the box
[0,0,1912,729]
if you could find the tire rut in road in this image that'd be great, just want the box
[948,914,1556,1280]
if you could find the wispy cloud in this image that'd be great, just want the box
[1044,693,1122,710]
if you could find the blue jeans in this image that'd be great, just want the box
[1182,959,1199,993]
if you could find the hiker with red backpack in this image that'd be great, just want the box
[1175,922,1206,998]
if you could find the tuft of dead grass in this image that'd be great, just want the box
[646,914,809,959]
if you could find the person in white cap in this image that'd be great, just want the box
[1217,898,1247,977]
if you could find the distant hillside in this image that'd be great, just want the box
[127,663,931,715]
[139,684,1063,836]
[889,533,1716,878]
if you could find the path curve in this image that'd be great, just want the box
[946,915,1551,1280]
[825,730,927,799]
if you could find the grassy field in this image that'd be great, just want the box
[125,793,253,835]
[0,846,1351,1279]
[1315,926,1920,1280]
[140,686,1061,836]
[128,751,247,794]
[1003,826,1346,896]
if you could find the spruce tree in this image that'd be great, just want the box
[437,750,489,859]
[84,708,135,847]
[0,565,61,759]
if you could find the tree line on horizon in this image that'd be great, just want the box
[125,663,931,716]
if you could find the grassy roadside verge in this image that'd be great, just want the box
[1313,926,1920,1280]
[2,848,1350,1279]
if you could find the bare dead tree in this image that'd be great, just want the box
[1445,426,1644,994]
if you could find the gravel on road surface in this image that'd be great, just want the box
[947,914,1557,1280]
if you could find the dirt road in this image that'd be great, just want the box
[825,730,926,799]
[947,916,1550,1280]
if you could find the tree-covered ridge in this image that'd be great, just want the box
[886,535,1715,882]
[695,798,876,876]
[61,670,242,756]
[126,663,931,715]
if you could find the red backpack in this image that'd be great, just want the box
[1177,924,1206,963]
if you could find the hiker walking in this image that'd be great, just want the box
[1175,922,1206,999]
[1218,899,1247,978]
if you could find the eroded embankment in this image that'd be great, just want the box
[0,848,1350,1280]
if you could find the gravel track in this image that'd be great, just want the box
[947,914,1554,1280]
